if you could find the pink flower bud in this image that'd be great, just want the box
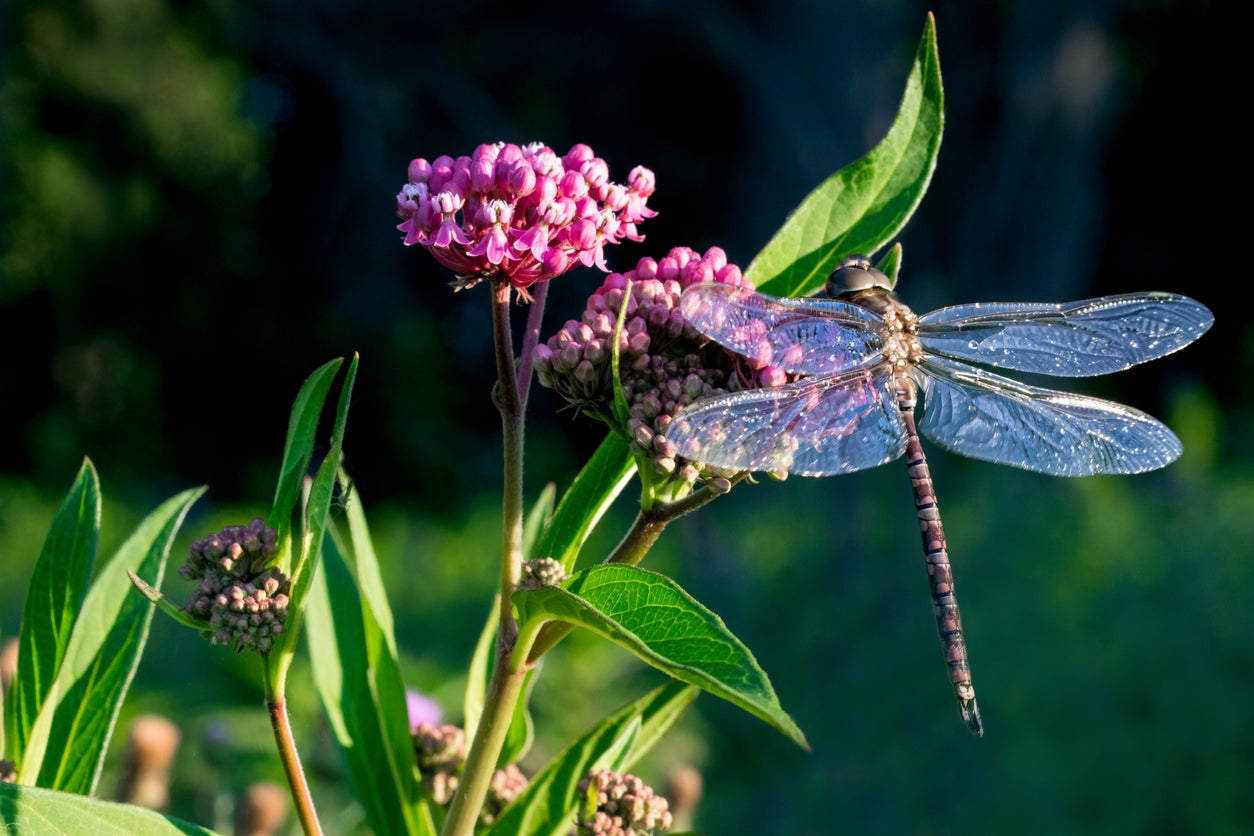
[408,158,432,183]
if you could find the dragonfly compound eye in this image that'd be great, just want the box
[826,255,890,297]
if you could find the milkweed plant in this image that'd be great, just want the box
[2,14,1125,833]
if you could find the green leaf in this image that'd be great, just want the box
[747,12,943,298]
[487,682,697,836]
[463,600,498,744]
[23,486,204,792]
[0,781,220,834]
[875,241,904,288]
[532,433,636,572]
[515,564,807,748]
[125,571,208,633]
[306,504,430,836]
[5,458,100,768]
[522,483,556,560]
[269,357,344,542]
[272,354,358,662]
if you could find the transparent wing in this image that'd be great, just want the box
[917,292,1214,377]
[680,282,885,375]
[666,370,906,476]
[916,355,1182,475]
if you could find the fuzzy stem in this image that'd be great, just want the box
[264,671,323,835]
[442,279,527,836]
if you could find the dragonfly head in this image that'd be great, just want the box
[825,254,892,298]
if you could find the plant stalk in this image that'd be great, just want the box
[264,671,323,836]
[442,278,528,835]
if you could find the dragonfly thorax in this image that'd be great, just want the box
[838,287,924,370]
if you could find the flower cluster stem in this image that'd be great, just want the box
[442,278,528,836]
[264,672,323,835]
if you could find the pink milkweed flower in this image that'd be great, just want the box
[532,246,764,498]
[397,142,657,298]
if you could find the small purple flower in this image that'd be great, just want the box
[397,142,657,297]
[406,689,443,730]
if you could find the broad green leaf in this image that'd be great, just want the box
[487,682,697,836]
[307,522,430,836]
[269,357,343,544]
[532,433,636,571]
[523,484,556,560]
[6,458,100,767]
[272,354,358,662]
[23,486,204,793]
[747,13,943,298]
[515,564,807,748]
[0,781,219,834]
[463,600,498,743]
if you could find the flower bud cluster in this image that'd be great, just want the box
[180,520,289,654]
[576,769,672,835]
[397,142,656,294]
[413,723,468,805]
[181,518,278,581]
[412,723,528,821]
[519,557,567,590]
[482,763,528,824]
[533,247,749,493]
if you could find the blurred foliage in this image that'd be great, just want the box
[2,0,1251,834]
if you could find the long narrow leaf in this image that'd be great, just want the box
[747,13,943,298]
[23,486,204,792]
[487,682,698,836]
[273,354,358,662]
[463,602,498,744]
[5,459,100,767]
[532,433,635,572]
[306,520,429,836]
[515,564,807,748]
[0,781,220,835]
[522,484,556,560]
[269,357,343,540]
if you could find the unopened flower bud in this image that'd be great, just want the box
[519,557,568,590]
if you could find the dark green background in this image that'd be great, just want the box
[2,1,1249,834]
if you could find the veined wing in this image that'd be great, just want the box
[917,292,1213,377]
[680,282,885,375]
[916,355,1182,476]
[667,369,906,476]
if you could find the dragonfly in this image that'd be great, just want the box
[668,254,1214,736]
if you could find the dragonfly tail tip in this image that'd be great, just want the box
[961,699,984,738]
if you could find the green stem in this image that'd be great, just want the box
[263,670,323,835]
[442,279,527,836]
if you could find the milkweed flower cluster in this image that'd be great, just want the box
[575,769,672,835]
[412,723,527,822]
[179,519,289,654]
[396,142,657,296]
[532,247,755,494]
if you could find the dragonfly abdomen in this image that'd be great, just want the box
[901,400,984,737]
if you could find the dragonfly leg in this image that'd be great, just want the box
[901,406,984,737]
